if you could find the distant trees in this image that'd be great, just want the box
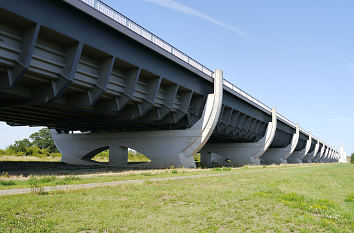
[0,128,60,157]
[29,128,58,153]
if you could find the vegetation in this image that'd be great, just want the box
[0,128,60,158]
[0,129,152,162]
[0,163,352,232]
[0,167,228,190]
[92,149,151,162]
[351,153,354,164]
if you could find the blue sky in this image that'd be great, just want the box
[1,0,353,154]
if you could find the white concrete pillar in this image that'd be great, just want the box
[339,146,347,163]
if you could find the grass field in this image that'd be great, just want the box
[0,167,231,190]
[0,163,353,232]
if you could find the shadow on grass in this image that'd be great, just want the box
[0,161,154,177]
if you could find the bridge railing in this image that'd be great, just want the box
[79,0,303,131]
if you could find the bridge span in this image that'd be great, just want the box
[0,0,342,167]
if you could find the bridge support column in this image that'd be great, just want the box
[287,134,312,163]
[302,140,319,163]
[319,147,329,163]
[200,107,277,167]
[51,69,223,168]
[260,124,299,164]
[312,143,325,163]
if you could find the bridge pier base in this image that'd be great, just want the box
[302,141,319,163]
[318,147,329,163]
[260,124,299,165]
[259,149,288,165]
[287,134,312,164]
[51,69,223,169]
[200,107,277,167]
[311,145,325,163]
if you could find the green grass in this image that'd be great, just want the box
[0,163,353,232]
[0,168,231,190]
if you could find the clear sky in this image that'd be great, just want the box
[0,0,353,154]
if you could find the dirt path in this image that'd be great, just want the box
[0,172,231,196]
[0,165,322,196]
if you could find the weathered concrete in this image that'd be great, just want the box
[200,108,277,166]
[51,70,223,168]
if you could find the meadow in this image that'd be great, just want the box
[0,163,352,232]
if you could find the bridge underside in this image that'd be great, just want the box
[0,0,340,167]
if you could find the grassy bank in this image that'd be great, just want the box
[0,163,352,232]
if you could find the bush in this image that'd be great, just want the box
[8,138,32,154]
[25,146,50,157]
[351,153,354,164]
[128,150,150,162]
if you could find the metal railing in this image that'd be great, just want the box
[79,0,301,129]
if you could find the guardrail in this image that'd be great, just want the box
[79,0,303,132]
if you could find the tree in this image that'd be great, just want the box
[29,128,58,153]
[8,138,32,153]
[351,153,354,164]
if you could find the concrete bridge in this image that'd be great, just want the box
[0,0,342,167]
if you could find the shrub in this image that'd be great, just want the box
[8,138,32,153]
[128,150,150,162]
[194,153,200,162]
[25,146,50,157]
[351,153,354,164]
[2,128,61,158]
[0,180,16,186]
[0,149,6,156]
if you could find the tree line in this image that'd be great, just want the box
[0,128,150,162]
[0,129,61,157]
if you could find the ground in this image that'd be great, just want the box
[0,156,353,232]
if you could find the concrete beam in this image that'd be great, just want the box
[200,107,277,167]
[287,133,312,163]
[260,124,299,164]
[51,69,223,168]
[0,23,40,90]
